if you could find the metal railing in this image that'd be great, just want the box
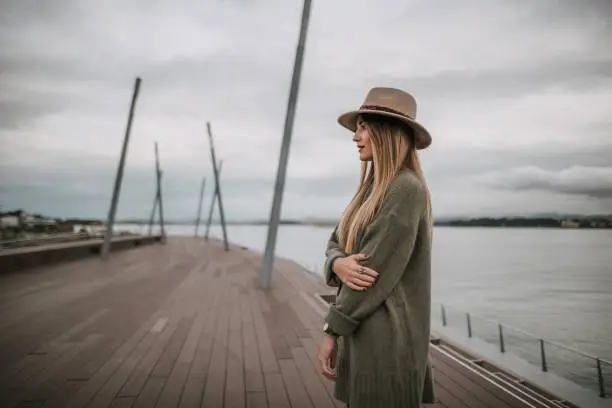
[432,302,611,399]
[0,232,92,250]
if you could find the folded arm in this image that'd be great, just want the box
[324,179,425,337]
[323,226,346,287]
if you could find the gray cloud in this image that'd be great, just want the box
[478,166,612,199]
[424,141,612,185]
[381,59,612,102]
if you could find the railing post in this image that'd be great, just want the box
[540,339,548,372]
[596,358,606,398]
[441,305,447,327]
[498,324,505,353]
[466,313,472,338]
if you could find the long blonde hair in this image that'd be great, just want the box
[337,114,432,253]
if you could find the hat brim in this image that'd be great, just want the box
[337,109,432,150]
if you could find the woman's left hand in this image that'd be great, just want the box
[317,335,337,380]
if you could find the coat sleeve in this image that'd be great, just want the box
[323,226,346,287]
[324,179,425,336]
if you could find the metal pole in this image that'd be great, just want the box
[466,313,472,338]
[596,358,606,398]
[259,0,312,289]
[147,193,158,236]
[204,160,223,241]
[194,177,206,237]
[206,123,229,251]
[101,77,141,260]
[498,324,506,353]
[147,150,160,236]
[540,339,548,372]
[441,305,447,327]
[154,143,166,242]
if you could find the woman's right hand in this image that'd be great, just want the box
[332,254,379,291]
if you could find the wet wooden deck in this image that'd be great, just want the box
[0,237,542,408]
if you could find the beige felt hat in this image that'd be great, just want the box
[337,87,432,150]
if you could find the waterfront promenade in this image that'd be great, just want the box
[0,237,577,407]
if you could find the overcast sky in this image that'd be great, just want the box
[1,0,611,221]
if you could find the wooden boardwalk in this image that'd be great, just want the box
[0,237,545,408]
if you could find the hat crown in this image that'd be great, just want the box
[361,87,417,120]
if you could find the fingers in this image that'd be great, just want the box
[320,358,336,380]
[355,265,379,279]
[344,267,378,291]
[352,276,375,287]
[349,253,369,262]
[345,281,367,291]
[348,254,379,278]
[352,269,377,282]
[318,355,336,380]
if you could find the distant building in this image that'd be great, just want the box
[560,220,580,228]
[0,214,20,229]
[0,210,58,234]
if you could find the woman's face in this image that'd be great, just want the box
[353,116,373,161]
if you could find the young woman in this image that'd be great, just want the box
[317,87,435,408]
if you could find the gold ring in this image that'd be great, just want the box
[359,267,365,275]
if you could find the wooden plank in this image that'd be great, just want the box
[298,337,344,408]
[433,367,490,408]
[291,346,336,408]
[86,329,161,408]
[67,336,125,381]
[41,379,87,408]
[263,310,293,360]
[118,315,182,397]
[240,295,253,324]
[132,377,166,408]
[264,373,291,408]
[5,334,102,408]
[431,382,471,408]
[246,391,268,408]
[15,400,44,408]
[249,291,279,374]
[156,300,208,408]
[229,287,243,332]
[178,292,220,408]
[0,246,173,373]
[109,397,135,408]
[201,280,230,408]
[64,310,173,407]
[0,297,109,372]
[431,350,529,408]
[278,359,313,408]
[150,317,193,378]
[431,350,518,408]
[14,333,109,404]
[224,324,245,408]
[242,323,265,393]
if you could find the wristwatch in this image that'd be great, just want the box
[323,322,338,338]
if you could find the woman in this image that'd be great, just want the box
[317,87,435,408]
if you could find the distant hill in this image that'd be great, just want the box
[5,208,612,229]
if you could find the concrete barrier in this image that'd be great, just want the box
[0,235,162,273]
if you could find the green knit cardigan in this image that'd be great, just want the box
[323,169,436,408]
